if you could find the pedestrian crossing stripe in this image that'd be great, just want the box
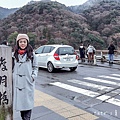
[50,82,120,107]
[112,74,120,77]
[67,79,117,94]
[50,73,120,107]
[98,75,120,81]
[68,79,118,94]
[84,77,120,86]
[50,82,99,97]
[68,79,113,91]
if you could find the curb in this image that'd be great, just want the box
[78,60,120,69]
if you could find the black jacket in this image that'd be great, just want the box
[108,44,115,54]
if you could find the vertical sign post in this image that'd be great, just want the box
[0,45,13,120]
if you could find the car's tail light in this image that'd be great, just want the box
[54,53,60,60]
[74,51,79,60]
[76,55,79,60]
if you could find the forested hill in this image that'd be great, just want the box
[68,0,120,13]
[0,7,18,19]
[82,0,120,49]
[0,0,120,49]
[0,1,91,49]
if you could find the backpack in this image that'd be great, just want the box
[87,46,93,53]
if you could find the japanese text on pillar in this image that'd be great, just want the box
[0,57,8,105]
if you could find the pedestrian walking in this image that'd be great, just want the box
[79,43,86,62]
[12,34,38,120]
[108,41,115,64]
[87,44,96,63]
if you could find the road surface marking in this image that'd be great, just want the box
[68,79,113,91]
[50,82,99,97]
[84,77,120,86]
[112,74,120,77]
[106,97,120,107]
[50,82,120,107]
[98,75,120,81]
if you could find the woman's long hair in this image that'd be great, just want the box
[14,41,33,62]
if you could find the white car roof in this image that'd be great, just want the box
[42,44,72,47]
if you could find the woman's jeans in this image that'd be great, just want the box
[20,110,32,120]
[108,54,114,62]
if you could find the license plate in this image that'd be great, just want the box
[64,57,71,61]
[66,58,70,61]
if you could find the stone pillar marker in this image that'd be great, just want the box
[0,45,13,120]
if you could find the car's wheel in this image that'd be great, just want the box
[47,62,54,73]
[69,67,77,71]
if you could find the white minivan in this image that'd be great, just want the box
[35,44,78,72]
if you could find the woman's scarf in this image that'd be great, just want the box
[18,49,26,55]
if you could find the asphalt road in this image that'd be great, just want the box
[35,64,120,120]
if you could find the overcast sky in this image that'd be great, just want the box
[0,0,88,8]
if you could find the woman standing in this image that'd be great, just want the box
[12,34,38,120]
[108,41,115,64]
[87,44,96,63]
[79,43,86,62]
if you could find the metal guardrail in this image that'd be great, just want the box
[75,50,120,62]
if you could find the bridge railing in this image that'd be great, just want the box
[75,50,120,61]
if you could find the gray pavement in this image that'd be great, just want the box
[14,106,66,120]
[14,90,99,120]
[78,59,120,69]
[96,61,120,69]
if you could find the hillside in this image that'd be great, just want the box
[0,0,120,49]
[0,7,18,19]
[82,0,120,48]
[0,1,95,49]
[69,0,120,13]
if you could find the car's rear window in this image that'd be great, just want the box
[57,47,75,55]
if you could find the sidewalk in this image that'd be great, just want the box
[14,89,99,120]
[96,61,120,69]
[78,60,120,69]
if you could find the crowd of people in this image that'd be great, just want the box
[79,43,96,63]
[79,41,116,64]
